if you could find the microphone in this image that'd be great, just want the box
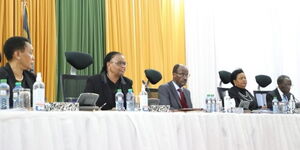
[99,103,107,110]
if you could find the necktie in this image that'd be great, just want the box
[177,89,188,108]
[283,94,288,102]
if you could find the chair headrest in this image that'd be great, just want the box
[218,70,231,84]
[255,75,272,88]
[144,69,162,85]
[65,51,93,70]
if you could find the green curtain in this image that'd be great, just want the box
[56,0,106,101]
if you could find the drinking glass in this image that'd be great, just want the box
[19,88,31,110]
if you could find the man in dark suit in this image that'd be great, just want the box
[266,75,296,109]
[158,64,193,109]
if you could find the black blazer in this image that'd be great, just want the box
[266,88,294,109]
[84,72,133,110]
[0,63,36,108]
[228,86,258,110]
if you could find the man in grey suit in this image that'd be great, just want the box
[158,64,193,109]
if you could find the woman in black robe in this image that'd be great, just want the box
[228,69,258,110]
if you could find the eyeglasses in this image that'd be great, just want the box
[176,73,190,78]
[111,61,127,66]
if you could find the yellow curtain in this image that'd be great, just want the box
[106,0,186,93]
[0,0,56,102]
[0,0,22,63]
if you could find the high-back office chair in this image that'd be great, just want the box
[253,75,272,107]
[144,69,162,105]
[61,51,93,102]
[217,70,231,106]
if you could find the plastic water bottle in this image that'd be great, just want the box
[216,97,223,112]
[115,89,124,111]
[13,82,23,109]
[139,84,148,111]
[0,79,10,110]
[224,91,231,113]
[33,72,45,111]
[229,98,236,112]
[211,94,216,112]
[205,94,211,112]
[126,89,135,111]
[281,96,288,113]
[272,96,279,114]
[288,96,296,113]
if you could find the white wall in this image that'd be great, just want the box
[185,0,300,108]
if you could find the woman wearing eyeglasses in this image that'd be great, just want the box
[84,51,133,110]
[228,68,258,110]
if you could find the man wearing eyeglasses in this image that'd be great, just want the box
[158,64,193,109]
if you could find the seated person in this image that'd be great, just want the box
[266,75,298,109]
[228,69,258,110]
[158,64,193,109]
[84,51,132,110]
[0,36,36,108]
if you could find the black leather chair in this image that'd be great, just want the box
[61,51,93,102]
[253,75,272,107]
[217,70,231,106]
[144,69,162,105]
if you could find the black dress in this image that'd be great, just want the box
[228,86,258,110]
[0,63,36,108]
[84,72,133,110]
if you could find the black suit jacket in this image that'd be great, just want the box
[228,86,258,110]
[266,88,294,109]
[0,63,36,108]
[84,72,133,110]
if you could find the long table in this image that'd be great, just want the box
[0,111,300,150]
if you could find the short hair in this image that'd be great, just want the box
[3,36,30,60]
[277,75,290,85]
[230,68,244,85]
[172,64,181,74]
[101,51,122,73]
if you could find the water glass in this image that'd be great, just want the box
[19,88,31,110]
[134,95,140,111]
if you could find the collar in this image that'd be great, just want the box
[101,72,127,85]
[4,63,16,81]
[172,81,183,91]
[277,87,285,99]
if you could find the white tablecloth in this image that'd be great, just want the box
[0,111,300,150]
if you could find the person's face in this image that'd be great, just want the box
[107,54,126,76]
[16,42,34,70]
[279,78,292,94]
[233,73,247,89]
[173,66,189,87]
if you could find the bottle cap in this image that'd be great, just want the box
[36,72,42,82]
[0,79,7,83]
